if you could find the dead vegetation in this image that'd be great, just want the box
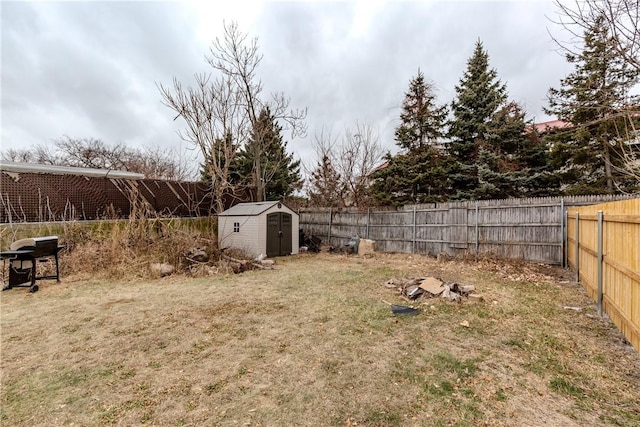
[57,216,222,280]
[1,252,639,426]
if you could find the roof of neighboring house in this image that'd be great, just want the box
[369,161,389,175]
[0,161,145,179]
[531,119,572,134]
[219,201,291,217]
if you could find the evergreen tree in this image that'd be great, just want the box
[372,70,450,204]
[395,69,448,151]
[516,127,561,197]
[545,14,639,194]
[372,147,453,205]
[307,154,344,207]
[448,40,508,199]
[200,132,236,183]
[235,107,302,200]
[484,102,559,197]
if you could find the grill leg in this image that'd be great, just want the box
[55,253,60,282]
[31,260,36,286]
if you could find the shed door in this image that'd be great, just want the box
[267,212,292,257]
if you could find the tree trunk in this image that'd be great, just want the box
[603,139,614,192]
[254,144,264,202]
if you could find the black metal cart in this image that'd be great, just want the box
[1,236,62,293]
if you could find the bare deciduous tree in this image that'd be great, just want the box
[612,113,640,190]
[1,136,194,181]
[306,122,385,208]
[159,22,306,208]
[207,22,306,202]
[54,136,129,170]
[2,144,60,165]
[159,73,245,214]
[336,122,386,207]
[551,0,640,189]
[552,0,639,71]
[126,146,196,181]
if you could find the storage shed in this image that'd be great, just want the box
[218,201,299,258]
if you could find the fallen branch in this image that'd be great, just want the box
[185,256,208,265]
[221,254,270,270]
[222,254,249,264]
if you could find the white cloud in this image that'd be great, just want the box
[1,0,575,172]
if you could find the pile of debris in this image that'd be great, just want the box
[299,229,321,253]
[384,276,483,303]
[221,253,275,274]
[327,236,376,256]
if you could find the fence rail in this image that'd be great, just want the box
[567,198,640,352]
[299,195,634,265]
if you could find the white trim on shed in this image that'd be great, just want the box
[218,201,299,258]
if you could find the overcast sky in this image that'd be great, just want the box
[1,0,575,172]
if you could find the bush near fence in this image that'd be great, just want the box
[567,198,640,352]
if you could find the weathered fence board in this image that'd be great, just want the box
[299,195,636,264]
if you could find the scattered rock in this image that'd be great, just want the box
[150,262,175,277]
[384,279,397,289]
[460,320,470,328]
[186,247,208,263]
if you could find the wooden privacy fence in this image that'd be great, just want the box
[567,198,640,352]
[299,195,632,265]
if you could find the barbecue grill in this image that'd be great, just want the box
[1,236,62,293]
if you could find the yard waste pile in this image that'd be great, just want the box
[384,276,483,303]
[221,253,276,274]
[298,229,321,253]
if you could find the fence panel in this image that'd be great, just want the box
[449,207,468,250]
[300,196,616,264]
[567,198,640,352]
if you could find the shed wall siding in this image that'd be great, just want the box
[292,213,299,254]
[256,213,267,256]
[219,216,261,257]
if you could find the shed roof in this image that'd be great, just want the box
[219,201,284,216]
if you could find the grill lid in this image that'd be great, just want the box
[10,236,59,255]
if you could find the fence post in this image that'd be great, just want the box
[574,212,580,283]
[597,210,603,317]
[412,206,416,254]
[560,198,565,267]
[328,208,333,246]
[475,202,479,255]
[366,208,370,239]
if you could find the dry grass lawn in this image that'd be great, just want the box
[1,252,639,426]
